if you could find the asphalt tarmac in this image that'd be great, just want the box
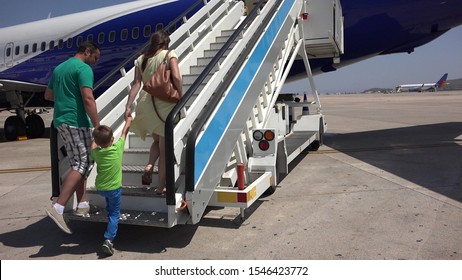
[1,91,461,260]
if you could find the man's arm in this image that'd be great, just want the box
[44,88,54,101]
[80,86,100,128]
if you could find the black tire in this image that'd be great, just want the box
[26,114,45,138]
[263,185,277,196]
[4,116,26,141]
[308,140,320,151]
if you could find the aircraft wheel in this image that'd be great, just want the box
[26,114,45,138]
[4,116,26,141]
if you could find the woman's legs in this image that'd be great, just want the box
[145,134,160,172]
[142,134,160,185]
[156,135,166,194]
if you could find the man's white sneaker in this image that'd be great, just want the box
[74,204,98,217]
[45,204,72,234]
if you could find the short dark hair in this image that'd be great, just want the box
[77,41,100,54]
[92,125,113,147]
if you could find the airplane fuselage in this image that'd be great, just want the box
[0,0,200,95]
[1,0,462,94]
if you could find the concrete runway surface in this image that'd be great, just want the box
[0,91,461,260]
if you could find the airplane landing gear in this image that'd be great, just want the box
[4,115,26,141]
[3,113,45,141]
[26,114,45,139]
[3,90,47,141]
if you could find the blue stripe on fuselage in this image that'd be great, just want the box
[194,0,294,183]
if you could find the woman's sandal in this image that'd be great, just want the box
[142,164,153,186]
[141,172,152,185]
[155,187,166,195]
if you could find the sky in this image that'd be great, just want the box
[1,0,462,93]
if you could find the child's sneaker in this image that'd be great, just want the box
[102,239,114,256]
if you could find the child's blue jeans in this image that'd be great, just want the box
[98,187,122,241]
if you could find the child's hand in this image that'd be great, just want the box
[124,109,132,121]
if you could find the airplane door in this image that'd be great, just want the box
[4,42,14,68]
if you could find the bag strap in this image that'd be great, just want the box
[162,49,171,66]
[150,49,171,123]
[151,96,165,123]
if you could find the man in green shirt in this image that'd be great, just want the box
[91,116,132,256]
[45,41,100,234]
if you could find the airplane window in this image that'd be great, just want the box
[58,39,64,49]
[156,23,163,31]
[6,47,11,57]
[98,32,105,44]
[32,43,37,53]
[121,29,128,41]
[132,27,140,39]
[67,38,72,48]
[24,44,29,54]
[15,46,20,55]
[109,31,116,43]
[144,25,151,37]
[87,34,93,42]
[41,42,46,51]
[49,41,55,49]
[77,36,83,46]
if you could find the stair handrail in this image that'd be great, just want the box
[93,0,206,93]
[165,0,283,205]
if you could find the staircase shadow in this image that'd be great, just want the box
[321,122,462,202]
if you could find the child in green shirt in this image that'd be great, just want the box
[90,116,132,256]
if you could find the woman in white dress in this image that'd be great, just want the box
[124,30,182,195]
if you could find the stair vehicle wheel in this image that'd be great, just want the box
[4,116,26,141]
[263,185,277,196]
[308,140,320,151]
[26,114,45,138]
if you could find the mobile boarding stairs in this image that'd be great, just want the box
[51,0,344,228]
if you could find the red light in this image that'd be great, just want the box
[259,140,270,151]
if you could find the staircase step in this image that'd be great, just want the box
[127,133,153,149]
[121,165,159,186]
[123,148,149,165]
[221,29,235,37]
[210,40,237,51]
[182,72,214,84]
[203,48,231,58]
[197,56,226,66]
[66,209,169,227]
[87,185,164,197]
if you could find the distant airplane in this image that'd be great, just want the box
[1,0,462,140]
[395,73,449,92]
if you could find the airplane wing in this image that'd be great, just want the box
[0,79,47,93]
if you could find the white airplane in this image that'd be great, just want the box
[0,0,200,140]
[1,0,462,141]
[395,73,449,93]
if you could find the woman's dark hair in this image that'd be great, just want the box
[141,30,170,71]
